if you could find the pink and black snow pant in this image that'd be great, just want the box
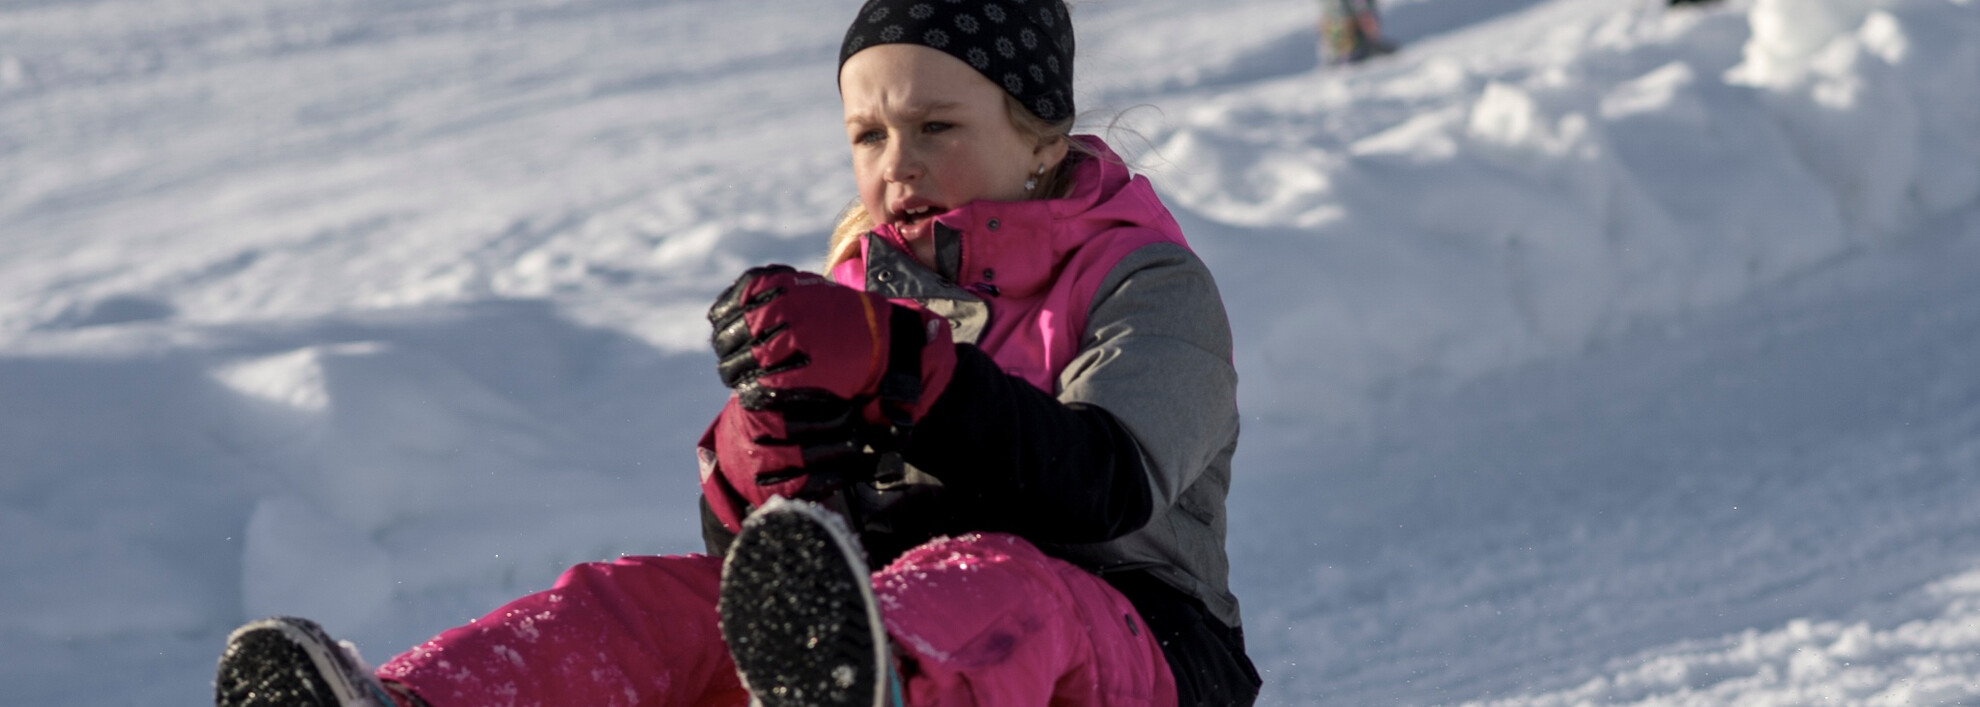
[376,532,1179,706]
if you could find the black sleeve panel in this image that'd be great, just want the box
[699,495,737,557]
[901,343,1155,544]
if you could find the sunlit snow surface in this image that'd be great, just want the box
[2,0,1977,703]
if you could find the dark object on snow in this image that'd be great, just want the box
[1319,0,1398,65]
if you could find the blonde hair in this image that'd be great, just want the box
[823,93,1092,270]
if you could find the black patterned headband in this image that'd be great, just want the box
[839,0,1076,122]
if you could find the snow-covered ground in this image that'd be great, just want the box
[3,0,1977,703]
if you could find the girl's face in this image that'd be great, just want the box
[841,44,1068,269]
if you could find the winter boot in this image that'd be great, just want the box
[215,616,416,707]
[718,497,904,707]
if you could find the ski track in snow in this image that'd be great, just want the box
[2,0,1978,704]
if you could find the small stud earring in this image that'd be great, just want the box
[1024,164,1046,192]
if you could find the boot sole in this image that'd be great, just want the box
[216,617,383,707]
[718,497,890,707]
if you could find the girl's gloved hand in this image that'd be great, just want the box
[698,394,869,529]
[709,264,955,430]
[698,265,956,526]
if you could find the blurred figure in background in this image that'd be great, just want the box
[1319,0,1398,65]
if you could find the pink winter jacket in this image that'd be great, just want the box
[830,136,1244,629]
[834,137,1187,393]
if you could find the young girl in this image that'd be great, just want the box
[214,1,1259,705]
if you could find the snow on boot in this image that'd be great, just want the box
[214,616,406,707]
[718,497,902,707]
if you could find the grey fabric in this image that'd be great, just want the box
[1042,242,1244,628]
[862,232,989,344]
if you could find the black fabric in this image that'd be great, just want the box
[1107,569,1263,707]
[700,495,738,558]
[876,304,928,431]
[700,342,1156,561]
[900,342,1154,544]
[839,0,1076,122]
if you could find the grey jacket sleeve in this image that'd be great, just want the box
[891,242,1236,544]
[1058,242,1240,510]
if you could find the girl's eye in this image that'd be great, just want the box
[855,129,884,145]
[922,122,953,134]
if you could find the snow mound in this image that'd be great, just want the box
[1154,0,1980,427]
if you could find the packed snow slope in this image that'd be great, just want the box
[3,0,1978,703]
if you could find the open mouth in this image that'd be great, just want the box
[891,203,943,240]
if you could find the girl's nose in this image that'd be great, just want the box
[882,142,921,183]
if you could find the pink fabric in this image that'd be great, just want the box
[833,136,1192,393]
[695,408,746,534]
[377,554,747,707]
[376,535,1176,706]
[879,533,1179,706]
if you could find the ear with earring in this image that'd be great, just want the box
[1024,164,1047,192]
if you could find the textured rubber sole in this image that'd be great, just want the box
[718,497,891,707]
[215,617,391,707]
